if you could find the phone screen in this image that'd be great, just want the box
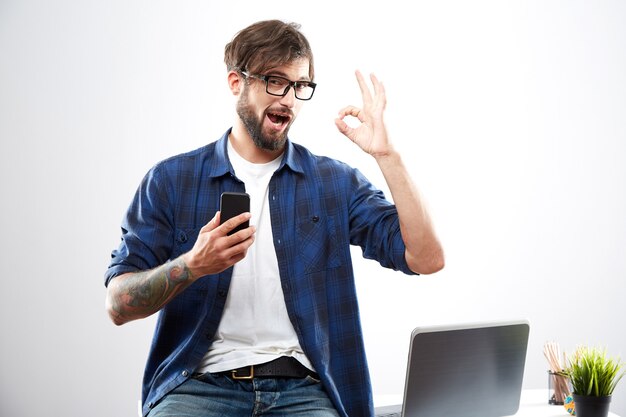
[220,192,250,235]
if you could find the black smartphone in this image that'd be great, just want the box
[219,192,250,235]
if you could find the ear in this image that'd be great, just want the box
[227,71,242,96]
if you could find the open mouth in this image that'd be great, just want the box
[266,111,292,129]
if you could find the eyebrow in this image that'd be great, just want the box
[266,70,311,82]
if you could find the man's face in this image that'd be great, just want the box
[236,59,310,152]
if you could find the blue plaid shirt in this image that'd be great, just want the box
[105,129,416,417]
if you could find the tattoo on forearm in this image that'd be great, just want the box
[111,258,192,319]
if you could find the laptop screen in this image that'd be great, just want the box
[399,320,530,417]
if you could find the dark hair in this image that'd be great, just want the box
[224,20,314,80]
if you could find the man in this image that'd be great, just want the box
[105,20,443,417]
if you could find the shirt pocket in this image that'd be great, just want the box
[171,227,200,259]
[297,215,341,273]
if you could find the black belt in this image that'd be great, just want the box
[224,356,318,380]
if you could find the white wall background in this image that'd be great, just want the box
[1,1,625,416]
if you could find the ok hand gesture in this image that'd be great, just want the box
[335,70,392,158]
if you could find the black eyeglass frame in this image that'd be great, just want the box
[241,71,317,101]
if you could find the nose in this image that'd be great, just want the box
[278,86,297,108]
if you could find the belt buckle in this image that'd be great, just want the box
[231,365,254,380]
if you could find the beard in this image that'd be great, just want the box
[236,86,292,152]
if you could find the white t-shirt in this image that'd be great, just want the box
[195,140,315,374]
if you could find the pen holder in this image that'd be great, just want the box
[548,370,570,405]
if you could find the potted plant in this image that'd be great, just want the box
[565,345,625,417]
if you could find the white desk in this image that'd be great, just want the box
[374,389,621,417]
[513,390,619,416]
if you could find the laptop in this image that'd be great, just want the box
[374,319,530,417]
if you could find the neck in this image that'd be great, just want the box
[230,121,284,164]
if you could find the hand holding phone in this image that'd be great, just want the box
[182,195,253,277]
[219,192,250,235]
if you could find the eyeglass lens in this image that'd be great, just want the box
[265,76,315,100]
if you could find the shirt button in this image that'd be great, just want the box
[182,370,189,377]
[218,290,227,298]
[272,195,276,201]
[148,402,154,408]
[277,239,281,245]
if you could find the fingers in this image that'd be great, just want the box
[354,70,386,110]
[215,225,255,269]
[355,70,371,103]
[199,211,255,257]
[334,117,353,139]
[335,105,364,140]
[224,232,255,262]
[219,212,251,234]
[369,74,386,110]
[199,211,220,234]
[217,212,255,253]
[369,73,382,95]
[337,71,385,127]
[201,211,250,235]
[337,105,365,122]
[185,211,255,277]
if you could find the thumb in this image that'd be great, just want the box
[335,118,352,137]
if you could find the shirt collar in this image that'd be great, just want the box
[210,128,305,178]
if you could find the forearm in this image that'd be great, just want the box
[106,257,194,325]
[375,151,444,274]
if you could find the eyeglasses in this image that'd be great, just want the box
[241,71,316,101]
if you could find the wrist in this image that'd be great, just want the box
[180,252,198,281]
[374,148,401,165]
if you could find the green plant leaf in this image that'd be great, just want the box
[566,345,625,397]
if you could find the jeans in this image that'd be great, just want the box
[147,372,341,417]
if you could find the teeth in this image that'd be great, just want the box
[268,113,287,126]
